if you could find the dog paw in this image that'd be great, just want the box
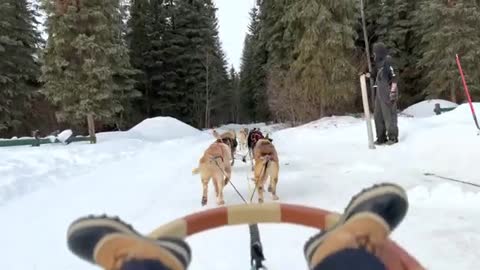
[272,195,279,201]
[217,199,225,205]
[268,186,273,193]
[258,198,264,204]
[201,197,207,206]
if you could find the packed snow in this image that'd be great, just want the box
[402,99,458,118]
[128,116,203,142]
[1,103,480,270]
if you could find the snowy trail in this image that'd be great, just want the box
[1,106,480,270]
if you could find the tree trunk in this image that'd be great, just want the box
[450,87,457,103]
[205,51,210,129]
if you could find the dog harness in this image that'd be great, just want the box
[249,131,264,149]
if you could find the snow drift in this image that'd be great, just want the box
[402,99,458,118]
[128,117,202,142]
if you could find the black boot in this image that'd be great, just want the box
[374,137,387,145]
[385,137,398,145]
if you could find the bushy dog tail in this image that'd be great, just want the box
[192,167,200,175]
[212,129,221,140]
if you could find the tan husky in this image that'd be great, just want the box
[192,140,232,206]
[237,128,249,151]
[212,129,238,165]
[252,138,279,203]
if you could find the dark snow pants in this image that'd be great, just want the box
[120,248,387,270]
[374,96,398,141]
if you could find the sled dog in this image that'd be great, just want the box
[192,140,232,206]
[252,138,279,203]
[212,129,238,165]
[237,128,249,151]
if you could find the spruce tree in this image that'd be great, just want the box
[239,31,256,122]
[416,0,480,102]
[239,6,269,123]
[283,0,357,121]
[374,0,423,106]
[126,0,153,117]
[0,0,42,133]
[228,66,241,123]
[155,0,228,128]
[40,0,140,128]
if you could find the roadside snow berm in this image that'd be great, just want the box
[127,116,201,142]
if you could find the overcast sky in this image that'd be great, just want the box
[214,0,255,71]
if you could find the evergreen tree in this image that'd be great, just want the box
[416,0,480,102]
[282,0,357,121]
[0,0,42,133]
[228,66,241,123]
[40,0,140,128]
[258,0,292,71]
[239,31,256,122]
[374,0,423,106]
[126,0,152,117]
[239,6,269,123]
[153,0,228,128]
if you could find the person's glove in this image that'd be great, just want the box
[390,90,398,102]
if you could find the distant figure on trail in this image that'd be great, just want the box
[372,42,399,145]
[65,183,412,270]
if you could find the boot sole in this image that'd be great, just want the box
[67,215,139,240]
[304,183,407,263]
[67,215,192,266]
[339,183,407,224]
[67,215,140,263]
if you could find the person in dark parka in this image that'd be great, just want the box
[372,42,399,145]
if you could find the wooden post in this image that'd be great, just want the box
[360,0,376,110]
[87,114,96,144]
[360,75,375,149]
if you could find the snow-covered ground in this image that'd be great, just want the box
[1,102,480,270]
[402,99,458,118]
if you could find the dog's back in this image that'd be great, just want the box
[195,141,231,170]
[253,139,278,162]
[248,129,265,151]
[252,139,280,203]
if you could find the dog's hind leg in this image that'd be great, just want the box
[201,177,209,206]
[268,162,279,201]
[254,162,268,203]
[214,172,225,206]
[224,160,232,186]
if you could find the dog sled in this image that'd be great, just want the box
[147,202,425,270]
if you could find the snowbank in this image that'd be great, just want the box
[127,117,201,142]
[432,102,480,122]
[402,99,458,118]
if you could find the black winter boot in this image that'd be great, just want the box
[386,138,399,145]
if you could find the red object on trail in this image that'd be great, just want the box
[455,54,480,131]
